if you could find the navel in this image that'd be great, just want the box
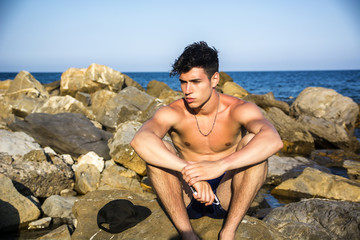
[185,142,191,146]
[225,142,231,147]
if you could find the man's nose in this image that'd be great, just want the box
[185,83,192,94]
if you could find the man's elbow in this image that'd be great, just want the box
[130,134,140,151]
[274,135,283,152]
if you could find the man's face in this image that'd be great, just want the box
[179,67,218,109]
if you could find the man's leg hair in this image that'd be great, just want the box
[146,140,199,239]
[217,133,268,239]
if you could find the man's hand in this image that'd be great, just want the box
[191,181,215,206]
[182,160,226,186]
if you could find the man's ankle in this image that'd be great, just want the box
[219,228,236,240]
[180,230,200,240]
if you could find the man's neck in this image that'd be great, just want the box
[193,90,220,116]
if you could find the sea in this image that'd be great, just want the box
[0,70,360,104]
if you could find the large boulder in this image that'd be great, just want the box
[35,95,95,120]
[218,71,233,87]
[0,150,74,198]
[5,94,46,118]
[0,174,41,232]
[264,107,315,155]
[71,189,284,240]
[9,112,112,159]
[0,129,41,156]
[272,167,360,202]
[264,198,360,240]
[91,87,156,129]
[290,87,360,151]
[60,63,132,96]
[6,71,49,99]
[108,121,146,176]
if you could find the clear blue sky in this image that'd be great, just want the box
[0,0,359,72]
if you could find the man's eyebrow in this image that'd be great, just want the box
[179,78,201,82]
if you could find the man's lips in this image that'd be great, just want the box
[185,98,195,103]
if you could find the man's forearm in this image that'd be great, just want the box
[131,131,187,172]
[222,128,283,171]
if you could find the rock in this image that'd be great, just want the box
[272,167,360,202]
[0,149,74,198]
[108,121,146,176]
[72,189,283,240]
[222,81,249,99]
[123,73,144,91]
[137,98,165,122]
[158,89,183,105]
[264,198,360,240]
[9,112,112,159]
[75,91,91,106]
[0,79,12,92]
[6,94,46,118]
[6,71,49,99]
[267,155,330,185]
[100,164,147,194]
[42,195,77,224]
[218,71,233,87]
[35,95,95,120]
[84,63,126,92]
[264,107,315,155]
[344,160,360,182]
[72,151,105,173]
[298,115,360,151]
[74,164,100,195]
[59,67,87,96]
[0,174,41,232]
[0,95,15,127]
[60,189,77,197]
[60,63,127,96]
[310,149,360,167]
[91,87,156,129]
[146,80,173,98]
[244,92,290,115]
[43,79,60,94]
[0,129,41,156]
[28,217,52,230]
[37,224,71,240]
[290,87,360,151]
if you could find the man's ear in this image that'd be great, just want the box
[211,72,220,87]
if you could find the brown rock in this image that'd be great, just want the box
[272,167,360,202]
[222,82,249,99]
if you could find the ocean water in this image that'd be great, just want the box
[0,70,359,103]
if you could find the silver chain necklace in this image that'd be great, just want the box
[193,94,220,137]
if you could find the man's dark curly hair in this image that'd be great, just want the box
[170,41,219,79]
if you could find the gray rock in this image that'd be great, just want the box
[74,164,100,195]
[264,198,360,240]
[0,129,41,156]
[0,174,41,232]
[146,80,173,98]
[42,195,77,224]
[0,149,74,198]
[9,112,112,159]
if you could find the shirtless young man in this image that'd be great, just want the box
[131,41,283,240]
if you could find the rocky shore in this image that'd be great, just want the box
[0,63,359,240]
